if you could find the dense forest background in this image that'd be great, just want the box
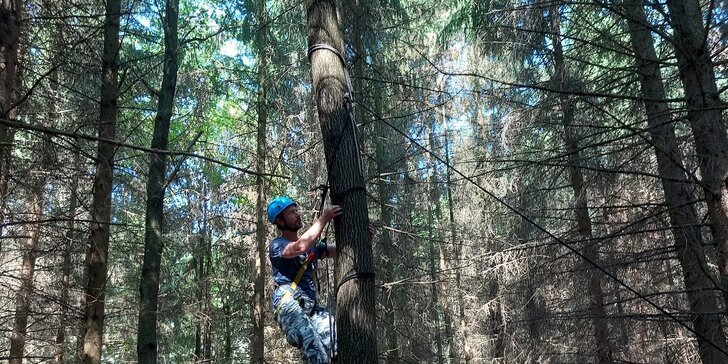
[0,0,727,363]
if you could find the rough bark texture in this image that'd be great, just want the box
[550,7,613,363]
[137,0,179,362]
[306,1,377,362]
[81,0,120,362]
[251,0,269,360]
[626,2,728,362]
[665,0,728,315]
[0,0,22,245]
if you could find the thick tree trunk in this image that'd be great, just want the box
[665,0,728,313]
[137,0,179,362]
[549,7,613,363]
[81,0,120,362]
[250,0,269,361]
[0,0,22,245]
[306,1,377,362]
[625,2,728,362]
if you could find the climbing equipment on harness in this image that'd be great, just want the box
[274,251,316,319]
[274,185,331,319]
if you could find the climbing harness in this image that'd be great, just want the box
[274,250,317,319]
[274,185,331,319]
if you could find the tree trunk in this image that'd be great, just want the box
[444,130,472,363]
[549,7,613,363]
[306,1,377,362]
[665,0,728,313]
[81,0,121,361]
[374,88,400,364]
[250,0,269,361]
[57,145,79,364]
[9,134,50,363]
[137,0,179,362]
[194,197,212,363]
[50,5,74,362]
[426,128,444,364]
[0,0,22,246]
[625,2,728,362]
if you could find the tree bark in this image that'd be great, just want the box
[57,145,79,364]
[306,1,377,362]
[549,7,613,363]
[0,0,22,246]
[250,0,269,361]
[50,5,74,362]
[373,87,400,364]
[81,0,121,361]
[137,0,179,362]
[444,129,472,363]
[9,134,50,363]
[665,0,728,315]
[194,197,212,363]
[625,2,728,362]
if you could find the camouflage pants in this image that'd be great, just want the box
[275,287,335,364]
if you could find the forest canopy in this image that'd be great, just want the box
[0,0,727,363]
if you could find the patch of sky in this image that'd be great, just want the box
[219,39,256,68]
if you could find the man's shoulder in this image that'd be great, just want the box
[271,236,290,245]
[269,236,291,252]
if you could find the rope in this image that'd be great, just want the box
[307,43,364,180]
[335,271,376,300]
[355,98,728,358]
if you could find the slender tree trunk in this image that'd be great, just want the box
[194,194,212,363]
[374,89,400,364]
[665,0,728,313]
[9,133,50,363]
[9,181,41,364]
[426,128,444,364]
[306,1,377,362]
[57,145,79,364]
[250,0,269,361]
[549,7,613,363]
[81,0,121,361]
[137,0,179,362]
[433,76,457,364]
[444,130,472,363]
[50,6,74,362]
[625,2,728,363]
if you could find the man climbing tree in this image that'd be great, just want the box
[267,196,373,363]
[306,1,378,362]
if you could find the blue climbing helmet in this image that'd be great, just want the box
[267,196,296,224]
